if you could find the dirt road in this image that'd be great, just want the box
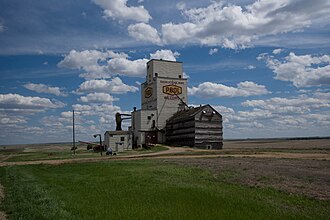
[0,146,329,167]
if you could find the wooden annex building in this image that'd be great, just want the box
[165,105,223,149]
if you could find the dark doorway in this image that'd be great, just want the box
[145,131,158,146]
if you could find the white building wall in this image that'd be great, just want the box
[132,109,157,147]
[147,60,182,81]
[104,132,132,152]
[156,77,187,129]
[141,80,157,110]
[132,59,188,146]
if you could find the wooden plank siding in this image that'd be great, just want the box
[165,105,223,149]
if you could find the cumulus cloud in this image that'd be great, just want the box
[107,49,179,76]
[213,105,235,115]
[0,22,4,32]
[92,0,151,23]
[0,113,27,124]
[128,23,162,45]
[0,93,66,110]
[78,92,118,104]
[150,49,180,61]
[76,77,138,94]
[242,94,330,114]
[129,0,330,48]
[209,48,218,55]
[71,103,130,132]
[188,81,269,97]
[107,57,149,77]
[23,83,67,97]
[58,49,128,79]
[73,103,120,116]
[260,52,330,87]
[210,92,330,138]
[272,48,283,54]
[58,49,180,78]
[247,65,256,70]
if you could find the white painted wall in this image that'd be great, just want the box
[104,132,132,152]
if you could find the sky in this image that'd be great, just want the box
[0,0,330,145]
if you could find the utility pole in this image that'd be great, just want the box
[73,109,76,155]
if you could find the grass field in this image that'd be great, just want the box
[0,160,329,220]
[0,139,329,219]
[0,144,168,163]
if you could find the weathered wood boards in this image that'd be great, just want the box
[166,105,223,149]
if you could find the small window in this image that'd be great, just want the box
[109,134,113,137]
[121,137,125,141]
[155,73,158,77]
[179,75,182,78]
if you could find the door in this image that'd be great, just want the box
[145,131,158,146]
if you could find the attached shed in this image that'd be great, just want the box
[104,131,132,153]
[165,105,223,149]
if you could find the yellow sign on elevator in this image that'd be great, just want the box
[162,85,182,96]
[144,87,152,98]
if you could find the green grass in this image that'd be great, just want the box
[133,145,168,153]
[3,145,169,162]
[0,160,329,220]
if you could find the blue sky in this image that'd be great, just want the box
[0,0,329,145]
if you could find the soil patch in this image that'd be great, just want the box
[163,157,330,200]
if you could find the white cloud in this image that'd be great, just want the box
[209,48,218,55]
[73,103,120,116]
[0,93,66,110]
[213,105,235,115]
[0,21,4,32]
[23,83,67,97]
[0,113,27,124]
[60,111,73,119]
[107,57,149,77]
[78,72,112,80]
[150,49,180,61]
[107,49,180,76]
[76,77,138,94]
[92,0,151,23]
[242,94,330,114]
[189,81,269,97]
[130,0,330,48]
[128,23,162,45]
[59,49,181,78]
[176,2,186,11]
[247,65,256,70]
[272,48,283,54]
[260,52,330,87]
[183,72,189,78]
[78,92,118,104]
[211,92,330,138]
[58,49,128,79]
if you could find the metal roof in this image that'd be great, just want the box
[104,130,130,135]
[167,105,203,124]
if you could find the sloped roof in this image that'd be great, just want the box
[104,130,130,135]
[167,104,222,125]
[166,105,203,124]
